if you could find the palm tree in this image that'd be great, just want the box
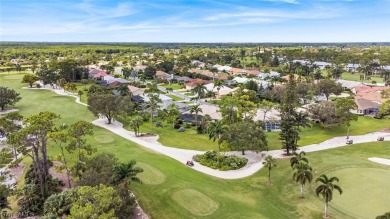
[206,90,216,99]
[144,93,162,134]
[315,174,343,218]
[78,90,83,99]
[193,83,207,102]
[112,160,143,189]
[201,114,212,133]
[190,104,203,127]
[290,151,308,168]
[208,120,227,155]
[213,80,224,97]
[130,116,143,136]
[116,84,131,96]
[166,103,180,128]
[262,155,277,186]
[293,162,313,198]
[158,109,168,127]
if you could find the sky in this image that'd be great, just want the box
[0,0,389,42]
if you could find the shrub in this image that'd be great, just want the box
[174,123,181,129]
[36,84,41,88]
[196,126,204,134]
[192,151,248,171]
[184,123,191,129]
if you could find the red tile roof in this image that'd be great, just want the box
[186,78,209,87]
[354,85,388,103]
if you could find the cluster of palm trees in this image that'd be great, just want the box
[291,151,343,218]
[191,80,225,102]
[263,152,343,218]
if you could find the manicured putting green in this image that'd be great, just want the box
[94,135,114,143]
[137,162,166,185]
[171,189,218,216]
[330,168,390,219]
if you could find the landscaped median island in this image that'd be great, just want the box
[192,151,248,170]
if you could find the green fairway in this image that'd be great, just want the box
[94,134,115,143]
[172,189,219,216]
[330,168,390,219]
[2,72,390,219]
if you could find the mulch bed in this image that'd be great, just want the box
[49,161,75,189]
[9,163,25,183]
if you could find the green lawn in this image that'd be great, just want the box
[266,116,390,150]
[341,72,383,83]
[118,115,218,151]
[2,72,390,219]
[166,94,184,101]
[75,83,92,103]
[161,83,184,90]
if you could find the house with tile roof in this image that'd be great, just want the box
[355,98,379,115]
[155,70,171,80]
[185,78,210,90]
[353,85,388,103]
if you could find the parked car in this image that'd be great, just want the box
[377,137,384,141]
[346,139,353,144]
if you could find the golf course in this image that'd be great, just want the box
[1,71,390,219]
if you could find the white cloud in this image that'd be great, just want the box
[263,0,299,4]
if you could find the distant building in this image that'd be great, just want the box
[155,71,171,80]
[344,64,361,72]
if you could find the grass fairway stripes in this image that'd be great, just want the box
[330,168,390,219]
[94,134,115,144]
[137,162,166,185]
[172,189,219,216]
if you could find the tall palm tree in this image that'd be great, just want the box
[144,93,162,134]
[262,155,277,186]
[112,160,143,189]
[293,162,313,198]
[208,120,227,154]
[190,104,203,127]
[315,174,343,218]
[166,103,180,128]
[290,151,309,168]
[193,83,207,102]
